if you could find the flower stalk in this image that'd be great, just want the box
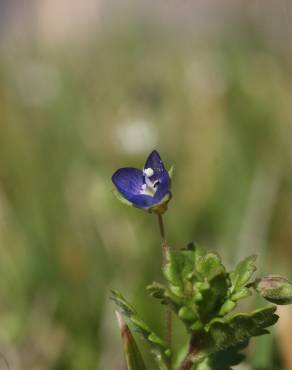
[157,214,172,370]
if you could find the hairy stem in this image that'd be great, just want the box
[178,334,200,370]
[157,214,172,370]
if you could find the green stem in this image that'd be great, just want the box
[157,214,172,370]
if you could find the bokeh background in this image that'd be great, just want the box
[0,1,292,369]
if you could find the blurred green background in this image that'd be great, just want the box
[0,1,292,369]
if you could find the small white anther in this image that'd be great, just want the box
[143,168,154,177]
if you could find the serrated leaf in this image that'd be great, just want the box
[194,344,246,370]
[153,246,230,331]
[116,311,147,370]
[163,248,203,303]
[163,250,194,291]
[197,273,230,324]
[111,289,170,369]
[147,282,168,303]
[251,306,279,327]
[207,306,278,350]
[229,255,257,302]
[196,253,225,281]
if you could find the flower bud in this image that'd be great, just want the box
[253,275,292,305]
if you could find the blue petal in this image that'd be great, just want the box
[153,170,171,203]
[112,167,157,208]
[127,193,160,208]
[144,150,171,203]
[144,150,166,182]
[112,167,144,195]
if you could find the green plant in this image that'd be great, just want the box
[111,150,292,370]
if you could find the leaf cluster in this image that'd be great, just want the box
[112,243,283,370]
[148,244,259,332]
[147,243,279,366]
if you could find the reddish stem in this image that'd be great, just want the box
[178,335,201,370]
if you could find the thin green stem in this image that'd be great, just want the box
[157,214,172,370]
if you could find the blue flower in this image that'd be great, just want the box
[112,150,171,213]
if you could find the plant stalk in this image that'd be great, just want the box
[157,214,172,370]
[178,334,200,370]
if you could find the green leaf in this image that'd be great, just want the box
[163,244,206,291]
[151,245,230,331]
[230,287,251,301]
[181,340,247,370]
[194,344,246,370]
[218,300,236,316]
[197,273,230,323]
[116,311,147,370]
[196,253,225,281]
[207,306,279,350]
[147,282,166,301]
[199,347,245,370]
[229,255,257,302]
[164,251,194,294]
[208,347,245,370]
[111,289,170,369]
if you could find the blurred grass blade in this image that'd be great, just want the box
[116,311,147,370]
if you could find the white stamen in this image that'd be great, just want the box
[141,168,159,197]
[144,168,154,177]
[140,186,156,196]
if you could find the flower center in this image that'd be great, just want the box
[140,168,159,196]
